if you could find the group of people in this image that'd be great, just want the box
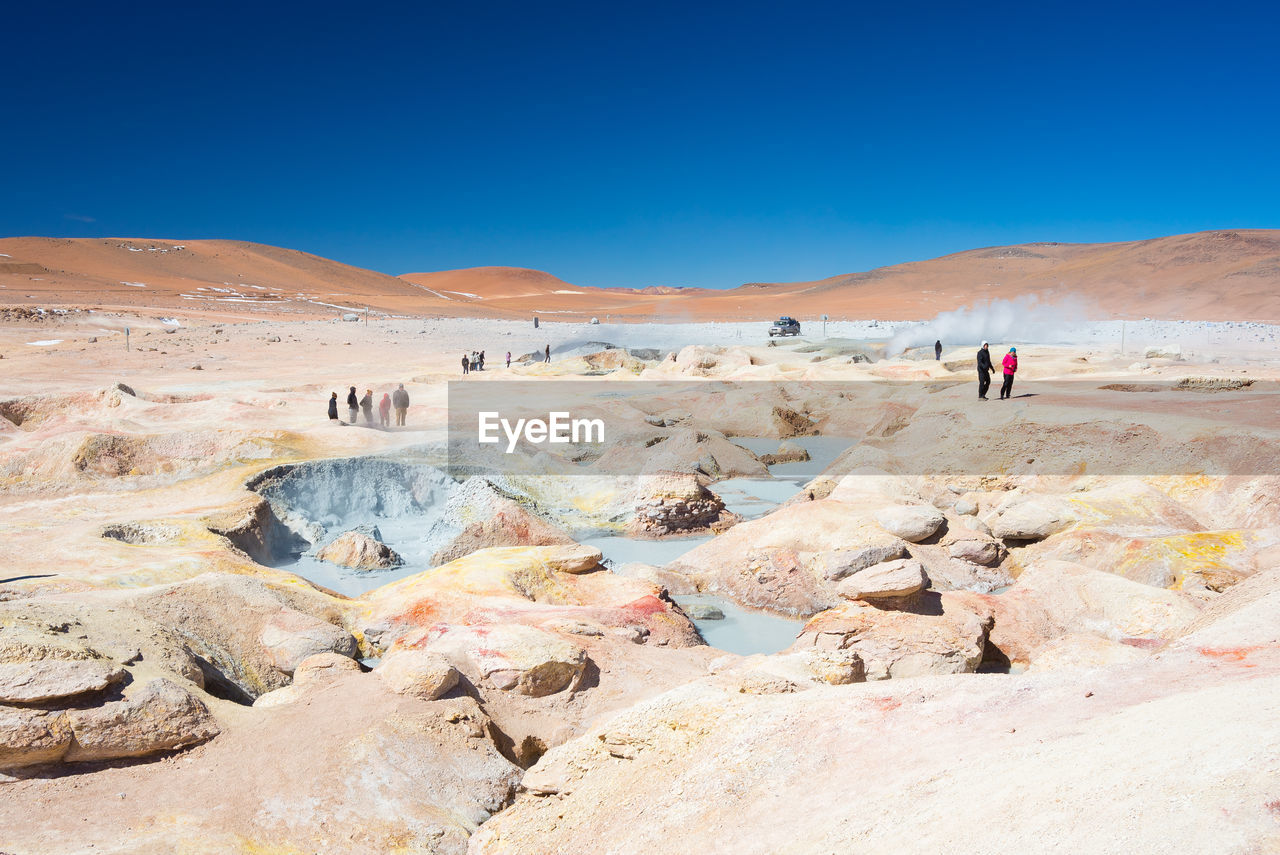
[976,341,1018,400]
[328,383,410,426]
[460,345,551,375]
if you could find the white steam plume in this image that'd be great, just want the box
[887,295,1095,356]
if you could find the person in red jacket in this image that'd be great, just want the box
[1000,347,1018,399]
[378,392,392,427]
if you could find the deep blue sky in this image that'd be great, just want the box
[4,1,1278,288]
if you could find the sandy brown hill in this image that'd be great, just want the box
[731,229,1280,322]
[0,237,457,319]
[3,230,1278,323]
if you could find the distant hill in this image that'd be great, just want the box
[0,237,453,318]
[732,230,1280,321]
[3,230,1278,322]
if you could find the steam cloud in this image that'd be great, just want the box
[887,295,1095,356]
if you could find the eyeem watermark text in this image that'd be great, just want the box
[478,411,606,453]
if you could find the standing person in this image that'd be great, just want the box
[479,350,485,371]
[392,383,409,426]
[378,392,392,427]
[327,392,339,422]
[360,389,374,424]
[506,351,511,368]
[462,354,469,375]
[347,386,359,422]
[545,344,551,363]
[976,342,994,400]
[1000,347,1018,399]
[935,340,942,360]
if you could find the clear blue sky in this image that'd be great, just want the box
[3,0,1277,288]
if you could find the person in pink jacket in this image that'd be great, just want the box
[1000,347,1018,399]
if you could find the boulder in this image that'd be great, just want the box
[251,654,359,708]
[260,608,359,675]
[375,649,460,700]
[63,678,220,764]
[316,530,403,570]
[0,707,73,768]
[836,558,927,600]
[670,500,908,616]
[948,538,1002,566]
[816,542,910,582]
[682,603,725,621]
[921,557,1015,595]
[953,498,978,516]
[426,624,588,698]
[990,500,1075,540]
[791,593,992,680]
[0,659,126,704]
[874,505,945,543]
[293,651,362,686]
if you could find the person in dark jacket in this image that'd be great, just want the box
[976,342,994,400]
[360,389,374,424]
[935,340,942,360]
[392,383,409,426]
[346,386,359,422]
[506,351,511,368]
[1000,347,1018,399]
[327,392,339,421]
[545,344,551,363]
[462,354,469,375]
[479,350,485,371]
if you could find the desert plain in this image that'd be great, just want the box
[0,232,1278,854]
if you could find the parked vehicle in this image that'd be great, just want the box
[769,316,801,337]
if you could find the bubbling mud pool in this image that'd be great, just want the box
[244,437,852,654]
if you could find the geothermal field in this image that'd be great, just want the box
[1,233,1279,854]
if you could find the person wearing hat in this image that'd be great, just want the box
[976,341,994,400]
[1000,347,1018,399]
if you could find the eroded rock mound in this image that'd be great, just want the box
[316,529,404,570]
[0,622,219,770]
[430,477,576,565]
[630,470,734,536]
